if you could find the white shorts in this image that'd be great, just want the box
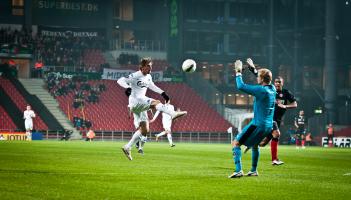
[162,119,172,132]
[129,96,153,114]
[133,111,149,129]
[25,120,33,130]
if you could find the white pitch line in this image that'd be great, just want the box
[343,173,351,176]
[47,172,122,175]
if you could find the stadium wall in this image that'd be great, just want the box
[6,75,63,131]
[0,87,24,130]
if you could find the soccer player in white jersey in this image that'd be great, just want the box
[117,57,187,160]
[23,105,36,140]
[150,100,176,147]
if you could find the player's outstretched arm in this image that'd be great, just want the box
[150,111,160,123]
[117,77,130,89]
[234,60,262,96]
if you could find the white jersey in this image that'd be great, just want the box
[117,71,164,114]
[152,104,174,131]
[24,110,35,130]
[23,110,35,122]
[117,71,163,98]
[161,104,174,123]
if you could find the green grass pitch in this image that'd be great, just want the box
[0,141,350,200]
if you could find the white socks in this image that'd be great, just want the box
[26,131,32,140]
[125,130,142,149]
[167,134,173,146]
[155,103,175,117]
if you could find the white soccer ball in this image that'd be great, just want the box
[182,59,196,73]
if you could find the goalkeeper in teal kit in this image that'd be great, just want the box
[229,59,276,178]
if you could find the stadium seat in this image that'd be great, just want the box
[55,79,231,132]
[0,105,17,130]
[0,77,48,130]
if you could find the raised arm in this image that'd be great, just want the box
[117,77,130,89]
[236,75,264,96]
[117,74,133,97]
[148,81,164,94]
[149,80,171,102]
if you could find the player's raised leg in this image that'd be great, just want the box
[152,100,187,120]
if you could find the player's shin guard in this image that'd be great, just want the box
[167,134,173,145]
[251,147,260,172]
[232,147,242,172]
[301,139,305,147]
[271,138,279,161]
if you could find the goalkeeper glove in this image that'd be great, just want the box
[161,92,170,102]
[125,88,132,97]
[234,60,243,74]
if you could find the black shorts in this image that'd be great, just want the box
[296,129,306,135]
[272,121,279,131]
[296,129,306,139]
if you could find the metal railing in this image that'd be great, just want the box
[109,40,167,52]
[38,130,231,143]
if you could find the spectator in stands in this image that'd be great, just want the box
[34,60,44,78]
[73,116,78,127]
[85,120,92,129]
[98,83,106,92]
[68,81,76,90]
[76,117,82,129]
[73,97,84,109]
[87,90,99,103]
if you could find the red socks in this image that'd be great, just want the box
[271,138,278,161]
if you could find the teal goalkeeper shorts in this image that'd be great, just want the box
[235,122,273,147]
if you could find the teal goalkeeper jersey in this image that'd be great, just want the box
[236,75,276,127]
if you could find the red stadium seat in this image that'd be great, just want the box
[0,77,48,130]
[55,80,231,132]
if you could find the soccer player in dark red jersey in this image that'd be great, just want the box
[246,59,297,165]
[295,110,307,149]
